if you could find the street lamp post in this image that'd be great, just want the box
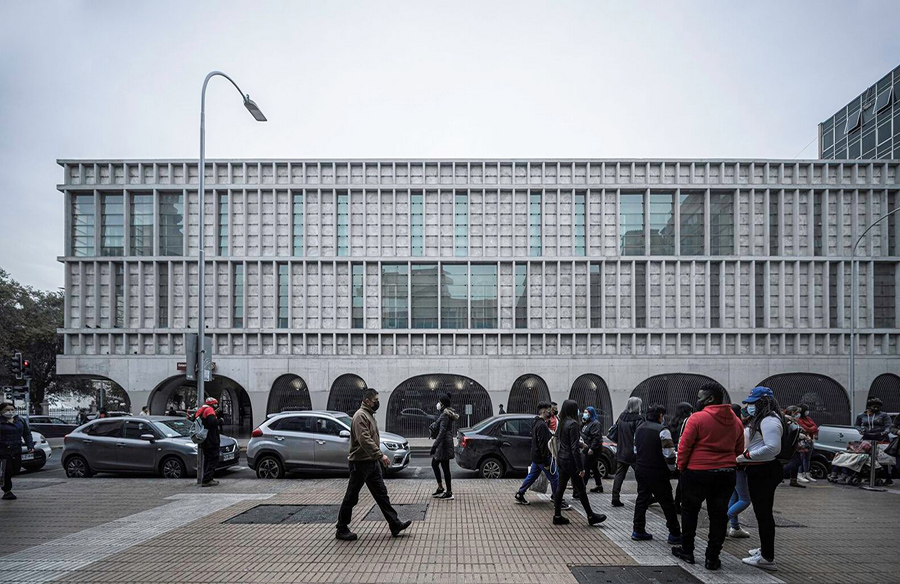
[196,71,266,484]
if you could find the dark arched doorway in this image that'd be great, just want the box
[267,374,312,414]
[868,373,900,414]
[758,373,850,426]
[387,374,492,438]
[508,374,551,414]
[148,374,253,435]
[54,375,132,417]
[630,373,729,415]
[328,374,368,416]
[569,374,613,432]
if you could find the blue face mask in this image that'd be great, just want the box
[582,413,589,421]
[746,404,757,416]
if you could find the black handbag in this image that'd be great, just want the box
[886,436,900,458]
[606,422,618,443]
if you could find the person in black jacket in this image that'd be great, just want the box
[631,404,681,544]
[552,400,607,527]
[667,402,694,514]
[429,393,459,500]
[515,401,566,508]
[1,402,34,500]
[194,397,221,487]
[611,397,644,507]
[581,406,605,493]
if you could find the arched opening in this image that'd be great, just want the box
[868,373,900,414]
[267,374,312,415]
[148,374,253,436]
[758,373,850,426]
[51,375,131,418]
[327,374,368,416]
[569,374,613,432]
[630,373,730,416]
[387,374,492,438]
[508,374,551,414]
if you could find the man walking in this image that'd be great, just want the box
[194,397,221,487]
[336,388,411,541]
[611,397,644,507]
[631,404,681,545]
[514,401,569,510]
[671,384,744,571]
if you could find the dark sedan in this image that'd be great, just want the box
[455,414,617,479]
[26,416,79,438]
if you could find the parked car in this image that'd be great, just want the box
[455,414,618,479]
[86,411,131,421]
[248,410,411,478]
[397,407,438,436]
[20,432,52,472]
[62,416,239,479]
[27,416,80,438]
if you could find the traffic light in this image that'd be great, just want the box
[10,353,22,380]
[22,360,33,379]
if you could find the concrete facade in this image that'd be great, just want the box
[56,159,900,429]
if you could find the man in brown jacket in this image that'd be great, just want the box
[336,388,411,541]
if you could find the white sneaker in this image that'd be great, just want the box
[748,548,761,557]
[742,554,777,571]
[728,526,751,538]
[797,474,809,483]
[805,472,817,483]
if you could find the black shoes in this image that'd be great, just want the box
[611,498,625,507]
[335,530,358,541]
[789,480,806,489]
[589,514,607,526]
[514,492,530,505]
[671,546,695,564]
[390,520,412,537]
[631,530,653,541]
[2,492,16,500]
[436,491,454,500]
[590,486,604,493]
[552,515,570,525]
[431,487,445,498]
[705,557,722,571]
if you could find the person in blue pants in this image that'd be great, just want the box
[727,404,752,538]
[514,401,569,510]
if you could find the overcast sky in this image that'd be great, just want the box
[1,1,898,292]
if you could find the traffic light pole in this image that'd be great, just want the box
[24,378,30,424]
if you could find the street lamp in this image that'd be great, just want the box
[196,71,266,483]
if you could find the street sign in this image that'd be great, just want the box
[465,404,473,415]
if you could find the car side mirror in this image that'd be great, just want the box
[140,434,156,442]
[339,430,351,438]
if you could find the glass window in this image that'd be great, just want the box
[411,191,424,257]
[278,264,289,328]
[620,193,644,256]
[114,263,124,328]
[441,264,468,329]
[218,192,228,256]
[381,264,408,329]
[874,263,896,328]
[679,193,704,255]
[470,264,497,329]
[270,416,314,433]
[455,193,468,257]
[84,420,123,437]
[769,191,780,256]
[292,192,304,256]
[100,194,124,256]
[411,264,438,328]
[233,264,244,328]
[634,262,646,328]
[529,191,542,256]
[515,263,527,329]
[590,263,601,328]
[876,87,893,113]
[845,108,862,134]
[828,263,838,328]
[649,193,674,255]
[574,191,586,256]
[158,192,184,256]
[709,261,721,328]
[351,263,364,328]
[72,194,95,257]
[755,262,765,328]
[156,419,191,438]
[710,193,734,255]
[130,193,153,256]
[813,192,823,256]
[315,417,345,436]
[158,265,169,328]
[123,420,157,440]
[337,191,349,256]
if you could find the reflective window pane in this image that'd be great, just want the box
[649,193,674,255]
[278,264,289,328]
[351,263,364,328]
[158,193,184,256]
[130,193,153,256]
[233,264,244,328]
[72,194,95,257]
[470,264,497,329]
[411,264,438,328]
[710,193,734,255]
[441,264,467,329]
[381,264,408,329]
[620,193,644,256]
[101,194,124,257]
[515,263,527,329]
[679,193,704,255]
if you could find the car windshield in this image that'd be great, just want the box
[335,415,352,429]
[155,419,193,438]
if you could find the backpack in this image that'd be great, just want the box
[776,418,801,465]
[190,412,208,444]
[548,434,560,460]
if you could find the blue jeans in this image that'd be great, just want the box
[517,461,560,496]
[800,448,812,473]
[727,469,750,528]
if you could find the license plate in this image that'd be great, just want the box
[223,452,235,461]
[21,453,34,461]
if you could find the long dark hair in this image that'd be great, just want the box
[748,395,783,438]
[559,399,580,423]
[667,401,694,436]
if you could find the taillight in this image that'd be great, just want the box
[251,428,263,438]
[460,436,469,448]
[64,434,70,443]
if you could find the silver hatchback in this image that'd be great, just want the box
[248,410,411,479]
[62,416,240,479]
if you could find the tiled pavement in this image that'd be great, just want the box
[0,474,898,583]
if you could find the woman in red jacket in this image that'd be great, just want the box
[796,404,819,483]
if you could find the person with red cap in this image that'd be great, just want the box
[194,396,221,486]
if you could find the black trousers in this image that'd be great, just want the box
[612,461,632,498]
[1,451,20,493]
[783,451,802,480]
[633,469,680,536]
[583,450,603,487]
[553,459,595,517]
[431,458,452,492]
[744,460,782,562]
[201,446,219,483]
[679,468,736,559]
[337,460,400,530]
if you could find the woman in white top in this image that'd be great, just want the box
[735,386,783,572]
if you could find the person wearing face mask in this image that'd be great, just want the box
[551,400,607,527]
[580,407,605,493]
[548,402,559,433]
[1,402,34,501]
[781,406,809,488]
[855,398,893,441]
[671,384,744,571]
[194,397,221,487]
[514,401,569,510]
[727,403,752,539]
[795,404,818,483]
[336,388,411,541]
[631,404,681,544]
[429,393,459,500]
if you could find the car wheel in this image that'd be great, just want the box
[256,455,285,479]
[810,460,828,480]
[478,456,505,479]
[65,455,93,478]
[160,456,187,479]
[597,456,611,479]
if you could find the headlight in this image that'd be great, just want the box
[383,442,401,451]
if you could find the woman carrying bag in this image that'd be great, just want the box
[1,402,34,501]
[429,393,459,500]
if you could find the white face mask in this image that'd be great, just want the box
[436,402,442,411]
[746,404,757,416]
[2,411,14,419]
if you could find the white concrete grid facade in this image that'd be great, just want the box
[56,159,900,429]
